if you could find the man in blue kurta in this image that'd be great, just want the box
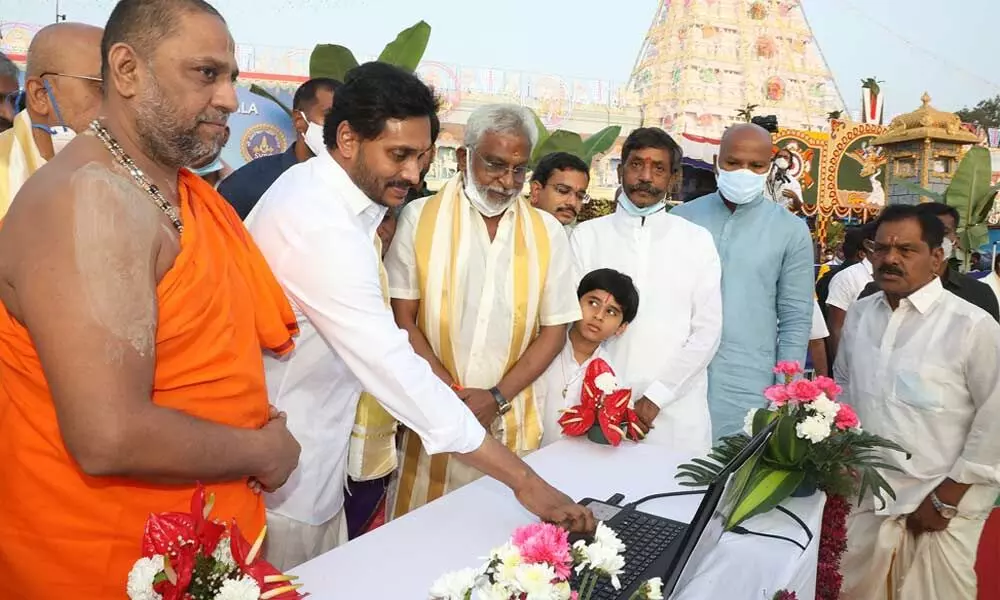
[671,124,813,438]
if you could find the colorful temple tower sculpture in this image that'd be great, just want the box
[871,93,980,205]
[628,0,846,137]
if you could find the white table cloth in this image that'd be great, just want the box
[289,439,826,599]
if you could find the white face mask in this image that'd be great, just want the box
[774,157,790,170]
[463,164,516,217]
[941,237,954,259]
[299,111,326,157]
[716,168,768,205]
[33,124,76,156]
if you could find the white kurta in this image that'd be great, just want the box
[835,277,1000,599]
[537,336,614,447]
[826,258,873,312]
[570,205,722,453]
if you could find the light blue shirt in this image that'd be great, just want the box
[670,192,814,438]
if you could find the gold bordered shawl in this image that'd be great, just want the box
[0,111,45,219]
[391,174,551,517]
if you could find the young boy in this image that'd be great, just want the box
[539,268,640,447]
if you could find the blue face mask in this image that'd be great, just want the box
[191,157,223,176]
[716,168,767,205]
[616,189,666,218]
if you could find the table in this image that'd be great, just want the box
[290,439,826,599]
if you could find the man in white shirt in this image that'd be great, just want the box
[826,247,874,360]
[571,127,722,453]
[808,297,830,377]
[247,63,593,570]
[835,204,1000,600]
[385,103,581,518]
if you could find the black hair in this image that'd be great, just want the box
[621,127,682,175]
[915,201,960,228]
[577,268,640,324]
[322,62,439,150]
[841,225,870,261]
[292,77,341,112]
[101,0,224,83]
[875,204,946,250]
[531,152,590,185]
[430,110,440,144]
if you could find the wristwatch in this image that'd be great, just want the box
[930,492,959,519]
[489,386,512,416]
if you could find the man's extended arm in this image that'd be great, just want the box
[5,173,299,488]
[776,221,814,366]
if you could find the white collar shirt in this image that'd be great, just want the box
[826,258,873,311]
[538,336,613,447]
[246,151,484,526]
[834,276,1000,515]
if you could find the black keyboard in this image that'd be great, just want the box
[572,511,686,600]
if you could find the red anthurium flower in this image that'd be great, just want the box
[141,512,197,558]
[622,408,644,442]
[597,409,626,446]
[152,546,196,600]
[189,483,226,555]
[230,522,304,599]
[601,389,631,422]
[558,406,595,437]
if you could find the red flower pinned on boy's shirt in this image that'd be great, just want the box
[557,358,643,446]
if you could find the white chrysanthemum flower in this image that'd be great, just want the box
[594,372,618,395]
[743,409,758,436]
[428,567,479,600]
[643,576,664,600]
[593,522,626,555]
[512,563,560,598]
[491,542,523,585]
[212,535,235,568]
[552,580,572,600]
[585,542,626,590]
[478,581,515,600]
[215,576,260,600]
[126,555,164,600]
[810,393,840,421]
[796,414,833,443]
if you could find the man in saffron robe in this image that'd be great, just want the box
[385,103,581,518]
[0,2,301,598]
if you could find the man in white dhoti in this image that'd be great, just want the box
[247,64,593,570]
[835,204,1000,600]
[385,103,581,518]
[570,127,722,453]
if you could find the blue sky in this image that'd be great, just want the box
[2,0,996,117]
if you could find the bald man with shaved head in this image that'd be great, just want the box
[0,22,103,217]
[671,123,814,438]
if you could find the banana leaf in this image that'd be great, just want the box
[377,21,431,73]
[310,44,359,82]
[725,464,805,530]
[529,110,551,166]
[896,180,944,203]
[530,130,585,168]
[580,125,622,164]
[248,84,292,118]
[946,147,993,227]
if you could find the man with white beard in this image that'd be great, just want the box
[385,104,580,518]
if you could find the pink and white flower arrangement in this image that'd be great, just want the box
[429,522,662,600]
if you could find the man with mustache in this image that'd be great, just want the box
[385,103,581,518]
[671,124,813,438]
[247,77,593,568]
[835,204,1000,600]
[0,1,304,597]
[529,151,591,230]
[570,127,722,452]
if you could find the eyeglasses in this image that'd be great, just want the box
[546,182,591,204]
[40,72,103,90]
[863,239,926,259]
[470,147,529,181]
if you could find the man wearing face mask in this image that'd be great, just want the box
[671,124,813,438]
[764,147,802,211]
[0,22,103,219]
[219,77,339,219]
[857,202,999,322]
[570,127,722,452]
[386,103,581,518]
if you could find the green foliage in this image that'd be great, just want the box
[309,44,360,82]
[676,434,749,486]
[376,21,431,73]
[735,104,758,123]
[827,110,843,121]
[956,94,1000,128]
[860,77,884,97]
[528,111,621,169]
[249,84,292,117]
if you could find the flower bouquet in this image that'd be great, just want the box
[675,361,909,530]
[558,358,644,446]
[126,484,302,600]
[429,522,663,600]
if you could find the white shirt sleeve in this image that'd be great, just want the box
[540,218,583,327]
[643,228,723,409]
[949,317,1000,486]
[273,221,485,456]
[810,298,829,340]
[825,267,856,311]
[384,200,421,300]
